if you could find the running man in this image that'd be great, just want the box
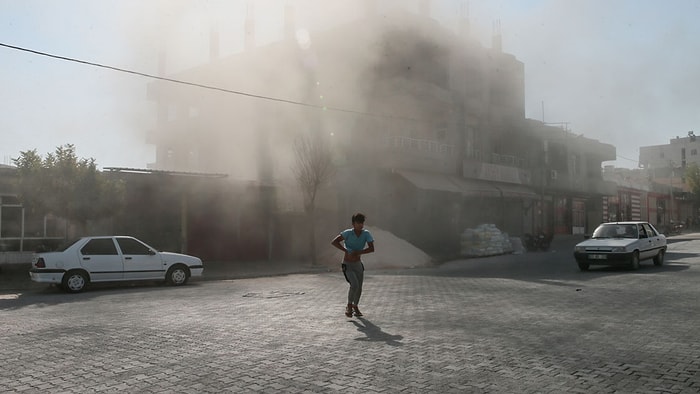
[331,212,375,317]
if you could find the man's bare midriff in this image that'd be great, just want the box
[344,251,362,263]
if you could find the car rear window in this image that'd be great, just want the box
[642,223,657,237]
[81,238,118,255]
[116,237,152,255]
[56,238,81,252]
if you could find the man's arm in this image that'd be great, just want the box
[357,241,374,256]
[331,234,346,253]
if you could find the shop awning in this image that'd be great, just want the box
[395,170,538,199]
[451,177,504,198]
[395,169,466,193]
[490,183,540,199]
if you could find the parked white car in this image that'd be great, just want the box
[573,222,667,271]
[29,236,204,293]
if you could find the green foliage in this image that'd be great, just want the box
[684,163,700,201]
[12,144,125,231]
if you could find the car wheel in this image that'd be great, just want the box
[166,265,189,286]
[62,270,88,293]
[653,249,665,266]
[577,261,589,271]
[630,251,640,270]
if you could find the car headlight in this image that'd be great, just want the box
[611,247,626,253]
[574,246,586,253]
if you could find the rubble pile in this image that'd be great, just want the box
[460,224,514,257]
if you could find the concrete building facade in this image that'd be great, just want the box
[145,4,617,255]
[639,131,699,174]
[639,131,698,228]
[602,166,693,233]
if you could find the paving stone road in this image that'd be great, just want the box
[1,235,699,393]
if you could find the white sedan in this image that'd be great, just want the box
[29,236,204,293]
[574,221,667,271]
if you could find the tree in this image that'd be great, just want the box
[684,163,700,196]
[292,132,336,265]
[13,144,125,236]
[684,163,700,222]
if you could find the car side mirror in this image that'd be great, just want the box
[583,234,591,239]
[149,249,157,255]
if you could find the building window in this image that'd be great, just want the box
[570,154,579,176]
[660,151,665,159]
[692,149,697,156]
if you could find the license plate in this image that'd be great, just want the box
[589,254,607,260]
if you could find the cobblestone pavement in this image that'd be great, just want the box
[1,236,700,393]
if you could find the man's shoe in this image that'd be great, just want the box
[345,304,353,317]
[353,305,363,317]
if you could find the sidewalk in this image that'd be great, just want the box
[0,260,333,292]
[547,231,698,249]
[3,232,696,292]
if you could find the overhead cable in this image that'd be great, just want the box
[0,41,427,123]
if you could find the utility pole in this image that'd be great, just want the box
[668,160,676,227]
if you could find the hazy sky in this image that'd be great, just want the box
[2,0,700,170]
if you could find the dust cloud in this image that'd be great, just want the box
[116,0,489,181]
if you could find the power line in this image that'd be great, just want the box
[1,41,645,163]
[0,41,429,124]
[616,154,638,163]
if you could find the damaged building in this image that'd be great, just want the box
[145,2,617,256]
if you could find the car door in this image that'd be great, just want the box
[116,237,164,280]
[642,223,662,253]
[79,238,123,282]
[636,224,653,259]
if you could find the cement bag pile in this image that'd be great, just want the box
[460,223,514,257]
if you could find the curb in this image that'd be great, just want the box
[0,261,335,292]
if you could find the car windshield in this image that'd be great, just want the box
[592,224,638,239]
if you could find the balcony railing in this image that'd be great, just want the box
[385,135,455,156]
[467,150,528,169]
[491,152,528,168]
